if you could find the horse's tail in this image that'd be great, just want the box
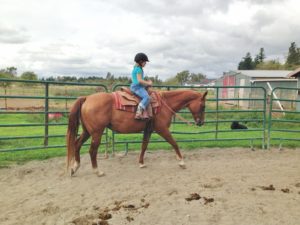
[66,96,86,170]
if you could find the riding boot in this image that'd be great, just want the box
[135,105,144,120]
[146,104,153,119]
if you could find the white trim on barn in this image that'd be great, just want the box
[250,79,296,83]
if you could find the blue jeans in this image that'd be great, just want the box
[130,83,150,109]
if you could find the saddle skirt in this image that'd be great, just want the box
[112,87,161,114]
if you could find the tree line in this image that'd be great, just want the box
[0,67,208,87]
[238,42,300,70]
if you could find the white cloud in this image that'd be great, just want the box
[0,24,30,44]
[0,0,299,79]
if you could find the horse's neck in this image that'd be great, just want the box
[163,90,197,112]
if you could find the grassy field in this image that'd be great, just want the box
[0,111,299,167]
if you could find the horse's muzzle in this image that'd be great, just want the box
[196,121,204,126]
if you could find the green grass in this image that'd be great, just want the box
[0,112,299,167]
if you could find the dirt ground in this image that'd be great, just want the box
[0,148,299,225]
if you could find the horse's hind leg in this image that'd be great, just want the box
[89,129,105,177]
[71,129,90,176]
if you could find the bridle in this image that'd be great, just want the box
[160,92,205,127]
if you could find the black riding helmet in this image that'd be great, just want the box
[134,53,149,63]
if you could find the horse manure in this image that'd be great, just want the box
[203,197,214,205]
[103,207,110,213]
[185,193,201,201]
[112,201,123,211]
[260,185,275,191]
[98,212,112,220]
[281,188,290,193]
[92,220,109,225]
[140,198,145,202]
[126,216,134,222]
[112,205,121,211]
[123,204,136,209]
[99,221,109,225]
[142,203,150,208]
[295,183,300,188]
[250,188,256,191]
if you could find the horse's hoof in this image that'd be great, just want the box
[70,169,75,177]
[97,171,105,177]
[94,169,105,177]
[178,160,186,169]
[139,163,147,168]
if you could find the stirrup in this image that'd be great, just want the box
[135,113,144,120]
[135,113,149,120]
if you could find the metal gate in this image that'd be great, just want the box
[0,78,108,153]
[267,87,300,149]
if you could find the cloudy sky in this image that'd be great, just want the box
[0,0,299,79]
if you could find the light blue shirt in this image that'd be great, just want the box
[131,65,144,85]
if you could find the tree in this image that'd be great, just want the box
[238,52,254,70]
[253,47,266,68]
[20,71,38,80]
[0,69,16,109]
[153,75,162,84]
[255,59,285,70]
[0,67,17,77]
[286,42,300,65]
[190,73,206,83]
[176,70,190,85]
[45,76,55,81]
[144,75,163,85]
[106,72,114,80]
[164,76,178,85]
[257,48,266,63]
[254,55,260,67]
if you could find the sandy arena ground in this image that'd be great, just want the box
[0,148,299,225]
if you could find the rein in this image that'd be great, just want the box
[159,93,194,127]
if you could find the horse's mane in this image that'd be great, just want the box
[159,89,202,98]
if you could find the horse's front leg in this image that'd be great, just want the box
[156,129,186,169]
[138,138,150,168]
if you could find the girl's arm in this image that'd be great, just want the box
[137,74,152,86]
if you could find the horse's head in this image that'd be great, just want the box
[187,91,208,126]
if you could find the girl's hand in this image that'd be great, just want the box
[148,80,153,86]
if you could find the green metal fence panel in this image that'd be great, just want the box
[112,84,267,154]
[267,87,300,149]
[5,80,300,154]
[0,78,108,153]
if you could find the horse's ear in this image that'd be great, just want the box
[202,91,208,99]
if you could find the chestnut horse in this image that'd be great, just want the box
[66,89,207,177]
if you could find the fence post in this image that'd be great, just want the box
[267,89,273,149]
[215,87,219,140]
[44,82,49,146]
[262,88,267,149]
